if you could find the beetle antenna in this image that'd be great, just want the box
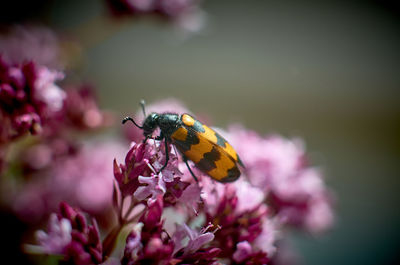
[140,99,146,117]
[122,116,143,129]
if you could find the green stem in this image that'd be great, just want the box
[102,225,124,261]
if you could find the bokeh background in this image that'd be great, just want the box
[3,0,400,264]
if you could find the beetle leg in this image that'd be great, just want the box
[183,156,199,183]
[160,136,169,172]
[143,133,163,143]
[142,135,150,143]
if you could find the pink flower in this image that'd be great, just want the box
[232,241,271,265]
[171,223,221,264]
[204,185,272,259]
[0,57,64,143]
[233,241,253,263]
[106,0,206,35]
[33,66,65,113]
[177,182,201,212]
[134,174,166,204]
[0,25,62,68]
[172,223,215,256]
[122,223,143,261]
[107,0,157,15]
[113,140,190,208]
[253,218,280,257]
[303,193,334,234]
[226,125,335,233]
[122,197,220,265]
[113,142,153,197]
[13,140,126,221]
[34,202,103,265]
[107,0,203,19]
[63,85,113,130]
[232,242,270,265]
[35,213,72,254]
[122,196,174,264]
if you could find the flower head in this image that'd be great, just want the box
[122,196,174,264]
[107,0,201,18]
[113,140,189,207]
[35,213,72,254]
[232,241,270,265]
[34,202,103,265]
[113,142,154,197]
[170,223,221,264]
[63,85,112,130]
[122,198,220,265]
[0,57,65,143]
[13,141,126,221]
[226,125,335,233]
[0,25,62,68]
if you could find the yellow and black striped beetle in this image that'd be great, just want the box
[122,102,244,183]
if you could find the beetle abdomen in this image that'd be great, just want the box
[171,114,241,182]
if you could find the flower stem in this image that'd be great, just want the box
[102,225,123,260]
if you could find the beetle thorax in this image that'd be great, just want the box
[157,113,180,136]
[142,113,180,137]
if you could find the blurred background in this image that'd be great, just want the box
[2,0,400,264]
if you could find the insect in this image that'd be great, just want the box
[122,101,244,182]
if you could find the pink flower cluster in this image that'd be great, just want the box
[32,102,334,264]
[107,0,201,18]
[36,202,103,265]
[106,0,205,33]
[0,28,115,222]
[0,55,65,144]
[227,126,334,233]
[0,25,62,68]
[13,141,126,222]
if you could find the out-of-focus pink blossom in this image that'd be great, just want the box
[35,213,72,254]
[106,0,206,34]
[64,85,113,131]
[303,193,334,233]
[0,57,64,143]
[226,125,335,233]
[13,141,126,221]
[0,25,62,68]
[232,241,271,265]
[204,183,274,260]
[34,202,103,265]
[253,217,280,257]
[270,240,302,265]
[33,66,65,113]
[200,177,266,217]
[141,98,190,116]
[107,0,203,20]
